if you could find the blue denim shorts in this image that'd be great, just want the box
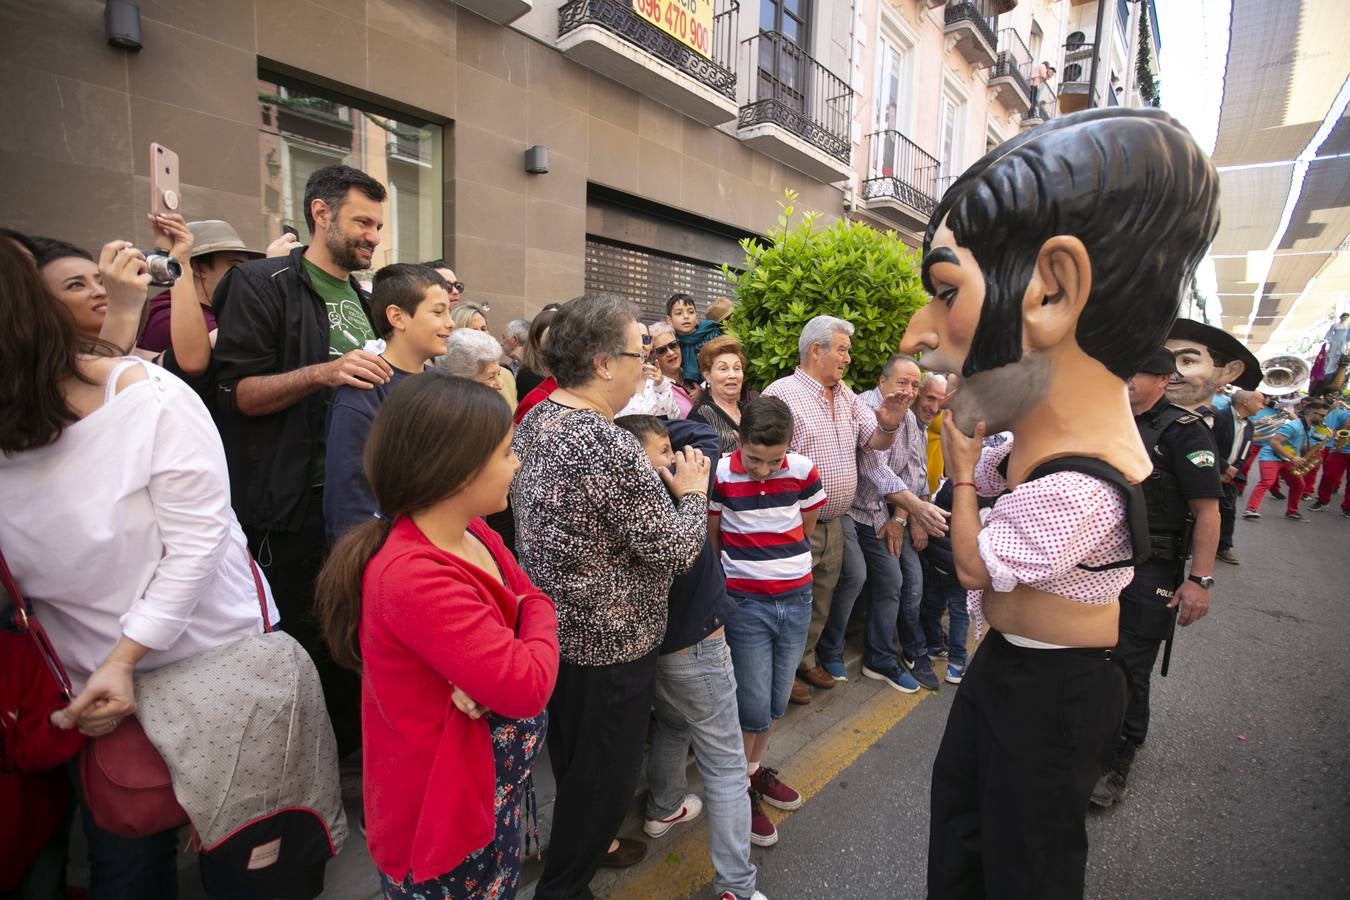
[724,586,813,733]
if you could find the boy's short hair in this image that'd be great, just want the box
[371,263,445,337]
[666,292,698,316]
[739,396,794,447]
[614,414,669,447]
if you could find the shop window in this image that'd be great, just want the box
[257,73,443,271]
[585,239,736,324]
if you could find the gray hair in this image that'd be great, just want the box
[798,315,854,362]
[504,319,529,342]
[648,321,675,340]
[543,294,636,388]
[919,370,948,392]
[882,353,922,378]
[436,328,504,380]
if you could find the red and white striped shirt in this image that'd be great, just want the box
[709,450,826,597]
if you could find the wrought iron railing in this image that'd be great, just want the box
[1060,38,1094,85]
[862,130,941,215]
[1026,83,1056,122]
[935,174,958,199]
[558,0,739,100]
[740,31,852,163]
[945,1,998,52]
[991,29,1031,99]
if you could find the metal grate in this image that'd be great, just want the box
[585,239,737,324]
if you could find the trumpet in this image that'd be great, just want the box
[1336,428,1350,452]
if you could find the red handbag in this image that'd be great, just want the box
[1,547,266,838]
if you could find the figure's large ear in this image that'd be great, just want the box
[1217,358,1246,387]
[1022,235,1091,351]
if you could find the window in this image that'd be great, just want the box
[939,93,964,179]
[257,73,443,272]
[585,239,736,324]
[757,0,812,114]
[1029,20,1044,67]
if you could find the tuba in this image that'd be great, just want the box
[1257,354,1310,396]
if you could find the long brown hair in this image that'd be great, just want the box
[521,309,556,376]
[314,371,513,670]
[0,238,91,454]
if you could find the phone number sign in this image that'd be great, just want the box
[633,0,714,59]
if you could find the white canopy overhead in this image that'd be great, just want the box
[1209,0,1350,357]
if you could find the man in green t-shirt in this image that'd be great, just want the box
[213,164,394,755]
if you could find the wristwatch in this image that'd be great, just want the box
[1187,574,1215,589]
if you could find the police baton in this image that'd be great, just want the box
[1160,513,1195,678]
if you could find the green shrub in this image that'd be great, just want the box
[722,190,928,391]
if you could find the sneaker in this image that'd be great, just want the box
[720,893,768,900]
[862,663,919,694]
[1343,508,1350,519]
[749,766,802,810]
[908,655,941,691]
[1216,548,1241,565]
[643,793,703,838]
[927,644,949,661]
[748,789,778,847]
[819,658,848,682]
[1242,510,1260,519]
[1270,487,1286,500]
[945,662,965,684]
[1285,512,1305,521]
[1311,500,1327,511]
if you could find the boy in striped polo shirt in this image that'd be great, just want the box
[709,397,826,848]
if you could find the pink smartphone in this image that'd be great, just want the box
[150,143,181,216]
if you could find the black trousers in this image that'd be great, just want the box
[1218,482,1237,553]
[928,631,1126,900]
[1115,558,1177,747]
[244,486,362,757]
[535,648,660,900]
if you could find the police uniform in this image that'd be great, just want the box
[1115,395,1224,747]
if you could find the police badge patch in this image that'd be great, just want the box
[1186,450,1215,467]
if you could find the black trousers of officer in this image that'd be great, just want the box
[1115,557,1179,747]
[928,631,1126,900]
[1218,483,1238,554]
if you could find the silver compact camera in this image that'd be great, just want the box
[142,250,182,286]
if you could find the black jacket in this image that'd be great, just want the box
[660,418,737,654]
[1210,404,1253,474]
[211,245,377,532]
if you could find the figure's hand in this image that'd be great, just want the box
[940,410,985,480]
[911,501,950,537]
[52,658,137,737]
[660,447,712,499]
[149,213,193,265]
[451,685,487,720]
[1169,580,1211,627]
[267,232,302,258]
[316,350,393,389]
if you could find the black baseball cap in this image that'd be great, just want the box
[1137,347,1178,376]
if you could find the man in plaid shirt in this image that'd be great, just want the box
[761,316,912,701]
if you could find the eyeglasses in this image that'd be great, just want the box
[445,280,465,293]
[615,351,645,361]
[651,342,679,356]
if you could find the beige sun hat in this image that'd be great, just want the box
[187,220,265,259]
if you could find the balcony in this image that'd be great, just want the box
[1021,83,1057,130]
[927,0,1018,9]
[737,31,853,183]
[1057,35,1094,114]
[861,131,941,231]
[989,29,1032,114]
[557,0,739,126]
[944,1,999,67]
[456,0,532,26]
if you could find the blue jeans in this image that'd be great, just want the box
[815,517,869,665]
[647,635,757,898]
[922,556,970,667]
[827,518,927,668]
[725,588,813,733]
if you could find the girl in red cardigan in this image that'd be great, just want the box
[315,372,559,899]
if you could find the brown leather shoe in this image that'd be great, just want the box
[789,680,812,705]
[599,837,647,868]
[799,665,837,690]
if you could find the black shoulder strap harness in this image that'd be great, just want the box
[1022,456,1151,570]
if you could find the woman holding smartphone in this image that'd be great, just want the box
[315,372,559,899]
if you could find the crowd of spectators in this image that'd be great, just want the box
[1,163,981,900]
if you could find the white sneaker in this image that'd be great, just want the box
[643,792,703,838]
[719,892,768,900]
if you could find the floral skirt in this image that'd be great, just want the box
[381,711,547,900]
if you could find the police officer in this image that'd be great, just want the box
[1092,347,1223,808]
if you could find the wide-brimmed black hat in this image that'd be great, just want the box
[1167,318,1262,390]
[1137,347,1178,376]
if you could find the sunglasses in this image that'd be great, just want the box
[445,280,465,293]
[652,342,679,356]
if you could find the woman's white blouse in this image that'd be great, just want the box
[0,360,277,685]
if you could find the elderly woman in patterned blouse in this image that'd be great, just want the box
[511,293,710,898]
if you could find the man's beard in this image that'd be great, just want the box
[944,353,1052,436]
[327,229,375,272]
[1164,374,1223,410]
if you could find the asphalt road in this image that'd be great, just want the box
[725,510,1350,900]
